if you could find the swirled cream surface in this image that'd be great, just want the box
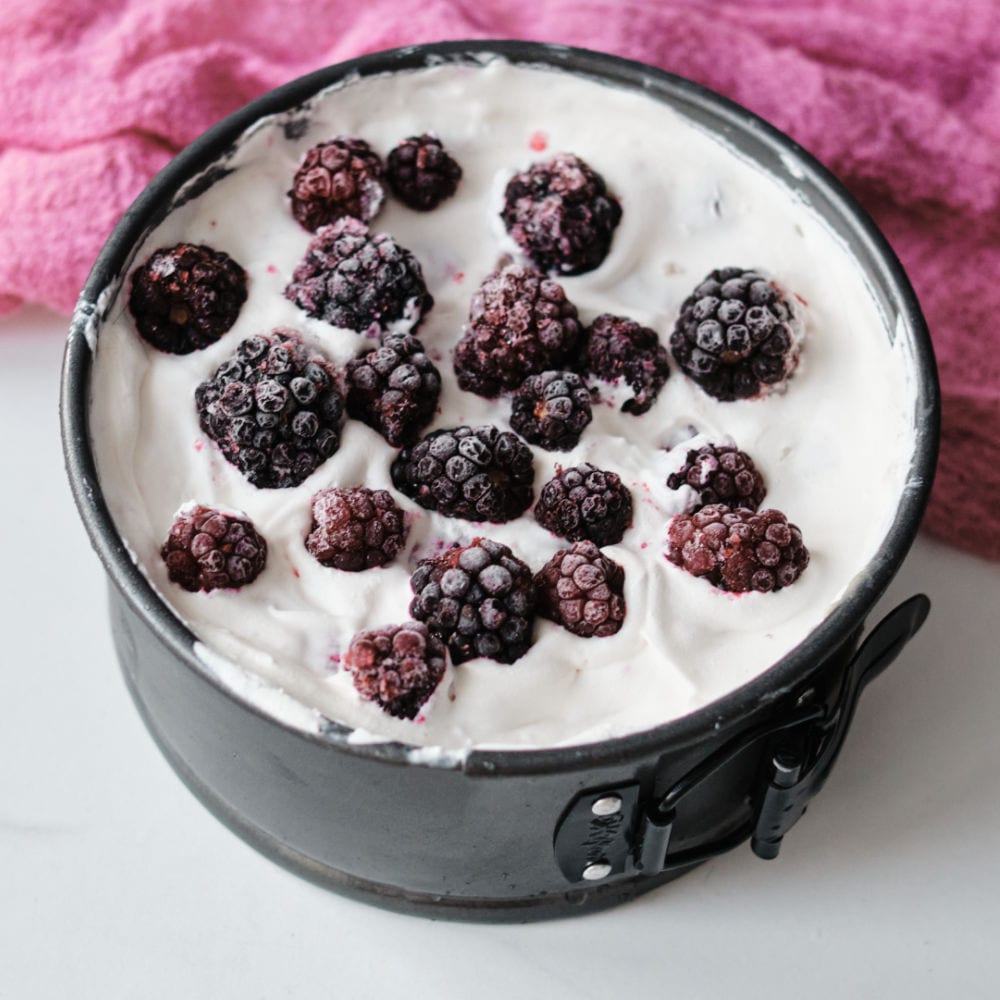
[90,58,915,751]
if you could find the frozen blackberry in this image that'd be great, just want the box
[344,621,446,720]
[305,487,407,572]
[534,464,633,547]
[670,268,801,401]
[195,328,344,489]
[285,217,433,333]
[453,265,582,397]
[288,136,384,231]
[534,541,626,638]
[345,332,441,447]
[409,538,536,665]
[581,313,670,415]
[667,442,766,512]
[161,504,267,593]
[667,505,809,593]
[386,134,462,211]
[509,370,593,451]
[391,425,535,523]
[128,243,247,354]
[501,153,622,275]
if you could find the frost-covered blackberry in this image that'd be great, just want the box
[670,268,800,401]
[161,505,267,592]
[666,505,809,593]
[509,370,592,451]
[391,425,535,523]
[501,153,621,274]
[344,622,445,719]
[534,464,633,547]
[195,329,343,489]
[285,218,432,333]
[666,442,766,512]
[288,136,384,231]
[409,538,536,665]
[386,134,462,211]
[580,313,669,415]
[534,541,626,638]
[345,332,441,447]
[305,487,407,572]
[129,243,247,354]
[453,265,581,397]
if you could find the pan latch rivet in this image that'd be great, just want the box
[582,862,612,881]
[591,795,622,817]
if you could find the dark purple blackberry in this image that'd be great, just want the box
[305,487,407,572]
[195,328,344,489]
[409,538,536,665]
[391,425,535,523]
[161,504,267,592]
[288,136,384,231]
[285,217,433,334]
[345,332,441,447]
[580,313,670,415]
[509,370,593,451]
[666,442,766,512]
[670,268,801,401]
[534,541,626,638]
[666,505,809,593]
[344,621,446,719]
[453,265,582,397]
[501,153,622,275]
[534,464,633,547]
[128,243,247,354]
[386,134,462,211]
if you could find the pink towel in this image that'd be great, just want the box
[2,0,997,558]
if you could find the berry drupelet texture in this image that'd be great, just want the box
[391,425,535,523]
[288,137,384,231]
[305,487,407,572]
[344,621,446,719]
[534,541,626,638]
[580,313,670,415]
[128,243,247,354]
[501,153,622,275]
[666,442,766,512]
[534,463,633,546]
[386,134,462,211]
[195,328,344,489]
[509,370,593,451]
[345,332,441,447]
[666,505,809,593]
[670,267,800,401]
[455,264,580,398]
[285,217,433,334]
[453,265,582,397]
[409,538,536,665]
[161,505,267,592]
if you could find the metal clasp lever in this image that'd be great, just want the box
[553,594,930,884]
[749,593,931,860]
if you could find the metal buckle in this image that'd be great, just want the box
[553,594,930,885]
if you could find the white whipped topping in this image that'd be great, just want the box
[89,58,916,750]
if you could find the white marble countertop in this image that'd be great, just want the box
[3,307,997,999]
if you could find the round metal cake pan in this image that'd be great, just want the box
[61,40,940,921]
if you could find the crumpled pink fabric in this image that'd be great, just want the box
[1,0,997,557]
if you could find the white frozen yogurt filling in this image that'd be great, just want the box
[90,58,916,752]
